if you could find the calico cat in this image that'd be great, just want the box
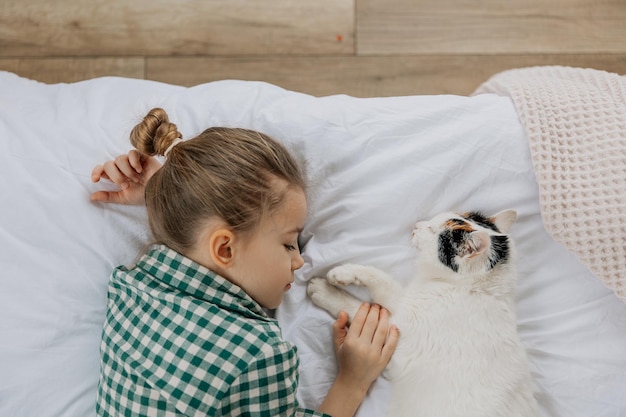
[307,210,539,417]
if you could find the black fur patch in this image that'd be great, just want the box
[488,235,510,268]
[438,229,461,272]
[462,211,500,232]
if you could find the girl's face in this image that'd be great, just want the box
[231,186,307,309]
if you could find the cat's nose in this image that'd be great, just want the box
[413,221,428,232]
[411,222,424,247]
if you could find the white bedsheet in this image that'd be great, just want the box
[0,71,624,416]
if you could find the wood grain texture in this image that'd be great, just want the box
[357,0,626,54]
[147,54,626,97]
[0,58,144,83]
[0,0,354,56]
[0,0,624,95]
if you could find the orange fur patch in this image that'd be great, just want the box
[444,219,474,232]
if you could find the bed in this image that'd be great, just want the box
[1,66,625,417]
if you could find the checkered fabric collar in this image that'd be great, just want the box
[136,244,269,320]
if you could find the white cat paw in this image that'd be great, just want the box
[307,277,333,304]
[327,264,364,287]
[308,277,353,318]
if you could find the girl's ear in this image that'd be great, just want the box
[209,229,236,268]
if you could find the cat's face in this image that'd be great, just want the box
[411,210,517,276]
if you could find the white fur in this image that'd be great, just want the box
[307,210,539,417]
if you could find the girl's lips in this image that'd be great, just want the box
[285,283,292,291]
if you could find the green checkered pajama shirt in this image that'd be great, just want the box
[96,244,329,417]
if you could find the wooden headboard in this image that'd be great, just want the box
[1,0,624,96]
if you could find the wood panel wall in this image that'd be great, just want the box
[1,0,625,97]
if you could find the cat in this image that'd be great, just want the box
[307,209,539,417]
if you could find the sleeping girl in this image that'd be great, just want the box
[90,107,399,417]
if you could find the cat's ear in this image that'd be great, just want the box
[462,231,491,259]
[491,210,517,234]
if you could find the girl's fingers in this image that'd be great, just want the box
[348,303,371,338]
[371,307,391,347]
[99,160,126,185]
[91,164,105,182]
[359,304,381,342]
[332,311,349,353]
[128,150,143,174]
[114,155,139,182]
[90,190,115,203]
[350,304,399,356]
[382,325,400,360]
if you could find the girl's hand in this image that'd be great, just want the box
[90,150,161,206]
[333,303,399,394]
[317,303,399,417]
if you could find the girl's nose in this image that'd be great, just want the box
[292,252,305,271]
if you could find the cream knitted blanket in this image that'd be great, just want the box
[474,66,626,303]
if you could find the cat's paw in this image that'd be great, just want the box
[327,264,365,287]
[308,277,354,318]
[307,277,334,306]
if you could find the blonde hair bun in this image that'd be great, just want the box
[130,108,182,156]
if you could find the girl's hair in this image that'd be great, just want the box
[130,108,305,253]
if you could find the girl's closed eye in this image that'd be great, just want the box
[284,244,297,251]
